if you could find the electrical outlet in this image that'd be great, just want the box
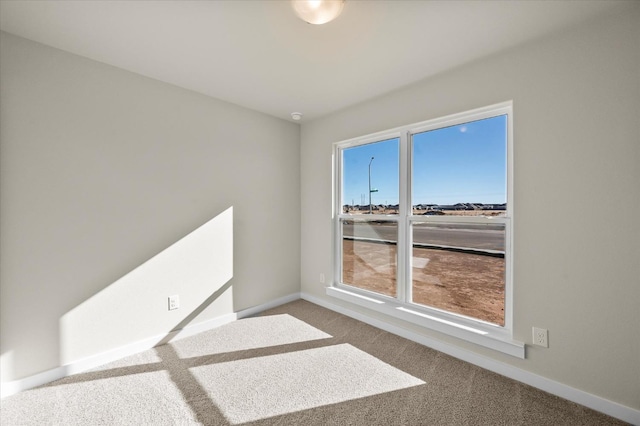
[532,327,548,347]
[168,295,179,311]
[319,273,325,284]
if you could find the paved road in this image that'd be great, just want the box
[343,222,504,252]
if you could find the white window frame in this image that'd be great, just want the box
[331,101,524,358]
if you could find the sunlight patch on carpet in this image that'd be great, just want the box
[190,343,425,424]
[171,314,332,358]
[90,347,163,372]
[0,371,197,425]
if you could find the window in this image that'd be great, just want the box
[332,102,521,357]
[341,138,399,297]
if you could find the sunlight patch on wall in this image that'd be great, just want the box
[60,207,234,365]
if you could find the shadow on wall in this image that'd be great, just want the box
[59,206,234,367]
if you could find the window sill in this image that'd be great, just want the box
[326,286,525,359]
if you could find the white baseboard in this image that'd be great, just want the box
[1,292,301,399]
[237,292,301,319]
[300,292,640,425]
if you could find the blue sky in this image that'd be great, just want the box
[342,115,507,206]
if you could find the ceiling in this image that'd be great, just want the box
[0,1,628,122]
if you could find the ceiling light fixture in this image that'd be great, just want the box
[291,0,345,25]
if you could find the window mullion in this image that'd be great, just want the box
[397,130,410,303]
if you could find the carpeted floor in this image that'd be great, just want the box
[0,299,627,425]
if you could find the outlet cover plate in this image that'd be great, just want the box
[532,327,548,347]
[168,295,180,311]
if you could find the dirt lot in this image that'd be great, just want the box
[342,240,505,325]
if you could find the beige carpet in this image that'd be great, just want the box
[0,300,627,425]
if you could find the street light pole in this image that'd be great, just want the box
[368,156,374,214]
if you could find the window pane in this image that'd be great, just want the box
[412,115,507,217]
[411,222,505,325]
[342,138,399,214]
[342,219,397,298]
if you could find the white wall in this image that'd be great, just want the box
[301,6,640,410]
[0,32,300,382]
